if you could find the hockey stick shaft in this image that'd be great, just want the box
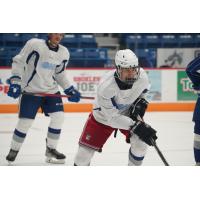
[150,138,169,166]
[137,115,170,166]
[22,92,95,100]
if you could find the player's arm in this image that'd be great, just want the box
[54,59,71,89]
[7,39,34,99]
[55,50,80,102]
[96,87,135,130]
[98,94,157,146]
[128,90,157,146]
[186,56,200,90]
[128,69,150,121]
[11,39,35,79]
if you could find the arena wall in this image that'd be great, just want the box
[0,68,195,113]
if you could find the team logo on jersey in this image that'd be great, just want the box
[41,62,56,70]
[85,133,91,141]
[117,103,129,110]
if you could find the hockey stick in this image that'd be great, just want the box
[22,92,95,100]
[137,115,170,166]
[149,138,169,166]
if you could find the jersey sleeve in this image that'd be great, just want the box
[11,39,35,79]
[54,48,71,90]
[186,56,200,90]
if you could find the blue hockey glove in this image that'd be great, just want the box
[7,76,21,99]
[64,86,81,102]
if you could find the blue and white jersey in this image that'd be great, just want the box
[186,56,200,90]
[93,68,150,130]
[11,38,71,93]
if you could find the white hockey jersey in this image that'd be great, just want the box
[11,38,71,93]
[93,69,150,130]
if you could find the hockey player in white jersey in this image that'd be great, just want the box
[6,33,81,164]
[74,49,157,166]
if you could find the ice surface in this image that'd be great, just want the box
[0,112,194,166]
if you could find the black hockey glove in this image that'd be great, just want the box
[129,98,148,121]
[130,120,157,146]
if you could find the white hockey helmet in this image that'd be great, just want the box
[115,49,140,84]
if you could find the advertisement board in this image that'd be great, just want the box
[0,69,111,104]
[157,48,200,68]
[0,68,197,105]
[177,70,197,101]
[64,69,110,103]
[146,70,162,101]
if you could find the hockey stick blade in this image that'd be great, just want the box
[22,92,95,100]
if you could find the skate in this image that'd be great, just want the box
[45,141,66,164]
[6,149,19,164]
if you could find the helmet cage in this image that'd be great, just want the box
[116,65,140,85]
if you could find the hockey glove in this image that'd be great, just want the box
[129,98,148,121]
[130,120,157,146]
[7,76,21,99]
[64,86,81,102]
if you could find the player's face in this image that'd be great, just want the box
[119,67,139,84]
[120,68,137,79]
[49,33,64,46]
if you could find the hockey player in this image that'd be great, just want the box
[186,56,200,165]
[6,33,81,164]
[74,49,157,166]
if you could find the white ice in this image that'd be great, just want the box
[0,112,194,166]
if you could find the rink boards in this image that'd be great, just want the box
[0,102,195,113]
[0,68,196,113]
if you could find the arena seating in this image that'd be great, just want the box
[135,48,156,68]
[122,33,200,68]
[68,48,108,67]
[0,33,200,68]
[123,33,200,48]
[0,33,103,67]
